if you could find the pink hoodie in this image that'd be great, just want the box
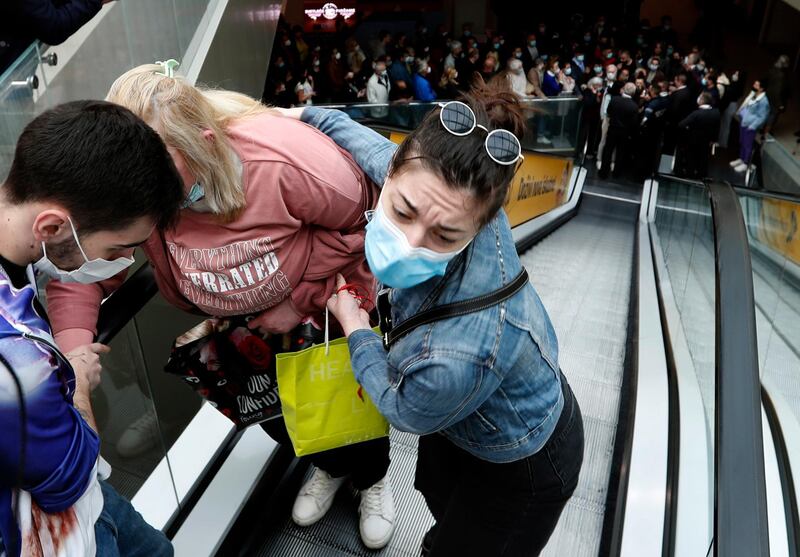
[47,113,379,352]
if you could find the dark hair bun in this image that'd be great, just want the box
[460,74,526,138]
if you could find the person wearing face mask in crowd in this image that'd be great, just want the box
[582,30,595,52]
[367,58,391,114]
[675,91,721,178]
[506,57,530,99]
[599,82,640,180]
[459,23,473,46]
[572,49,588,85]
[0,101,179,557]
[346,38,369,77]
[413,59,437,102]
[542,57,563,97]
[646,57,664,84]
[730,80,770,173]
[578,76,605,158]
[637,80,672,177]
[596,64,620,168]
[295,67,316,106]
[522,33,539,72]
[595,43,614,65]
[47,64,399,550]
[437,66,461,100]
[444,40,463,72]
[487,35,507,66]
[560,62,577,95]
[389,47,416,102]
[279,76,584,557]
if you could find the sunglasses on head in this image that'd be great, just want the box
[438,101,524,166]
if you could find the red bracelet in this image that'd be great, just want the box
[336,283,375,312]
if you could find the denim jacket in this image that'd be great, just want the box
[301,108,563,463]
[739,92,770,130]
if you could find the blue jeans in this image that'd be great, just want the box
[95,481,173,557]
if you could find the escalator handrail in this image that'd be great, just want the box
[95,262,159,345]
[707,180,770,556]
[732,184,800,205]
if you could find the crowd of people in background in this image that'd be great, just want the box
[265,13,792,182]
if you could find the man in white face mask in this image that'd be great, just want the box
[0,100,182,557]
[506,57,529,98]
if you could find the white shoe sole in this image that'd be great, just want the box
[360,522,396,550]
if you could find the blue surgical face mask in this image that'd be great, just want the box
[493,43,501,50]
[364,200,469,289]
[529,40,537,47]
[577,54,585,61]
[181,181,205,209]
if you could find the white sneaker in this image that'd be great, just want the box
[596,159,602,170]
[117,408,160,458]
[358,476,396,549]
[734,163,748,173]
[292,468,346,526]
[538,136,553,145]
[729,158,743,167]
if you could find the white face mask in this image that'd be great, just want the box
[34,218,135,284]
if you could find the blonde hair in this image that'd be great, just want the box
[107,64,276,221]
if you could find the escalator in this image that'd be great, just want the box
[67,96,784,555]
[1,90,781,554]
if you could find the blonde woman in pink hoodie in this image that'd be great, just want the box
[45,63,397,549]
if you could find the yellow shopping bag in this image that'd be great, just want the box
[275,328,389,456]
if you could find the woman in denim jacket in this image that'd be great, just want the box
[282,81,584,556]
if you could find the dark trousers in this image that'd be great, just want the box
[600,127,631,179]
[415,375,584,557]
[260,416,390,490]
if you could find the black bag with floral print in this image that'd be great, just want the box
[164,317,322,429]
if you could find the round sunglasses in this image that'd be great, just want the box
[438,101,524,166]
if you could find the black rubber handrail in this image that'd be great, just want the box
[707,180,770,556]
[95,262,159,345]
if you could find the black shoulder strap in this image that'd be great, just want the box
[383,268,529,349]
